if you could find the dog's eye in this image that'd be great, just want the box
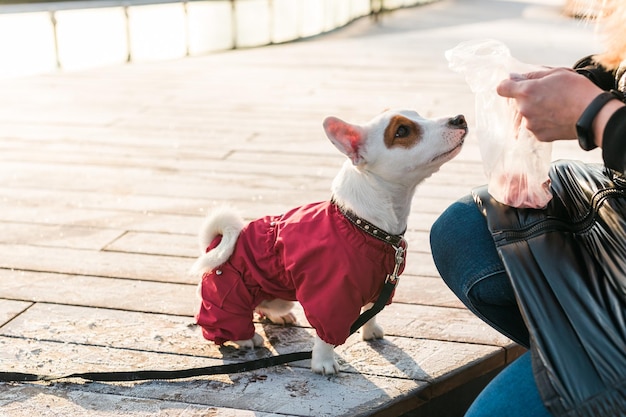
[395,125,410,138]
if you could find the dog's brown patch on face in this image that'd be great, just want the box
[384,115,422,149]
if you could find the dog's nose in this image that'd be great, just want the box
[448,115,467,129]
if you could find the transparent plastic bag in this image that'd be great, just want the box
[446,39,553,209]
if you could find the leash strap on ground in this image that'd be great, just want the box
[0,351,313,382]
[0,280,398,383]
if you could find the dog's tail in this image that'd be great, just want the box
[189,207,245,275]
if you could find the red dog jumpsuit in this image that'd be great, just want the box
[196,201,405,346]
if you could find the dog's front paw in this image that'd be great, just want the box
[311,356,340,375]
[361,321,384,340]
[312,336,340,375]
[232,333,264,349]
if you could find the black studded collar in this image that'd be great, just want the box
[332,199,405,247]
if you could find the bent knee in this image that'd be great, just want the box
[430,195,484,272]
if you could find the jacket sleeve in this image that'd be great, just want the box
[601,106,626,174]
[573,56,626,174]
[573,55,617,90]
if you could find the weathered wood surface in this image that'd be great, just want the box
[0,0,603,416]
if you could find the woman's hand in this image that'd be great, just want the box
[496,67,604,142]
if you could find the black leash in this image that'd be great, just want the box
[1,351,316,382]
[0,278,398,383]
[1,205,405,383]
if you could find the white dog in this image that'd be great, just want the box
[191,109,467,374]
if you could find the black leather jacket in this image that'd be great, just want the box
[474,159,626,416]
[574,56,626,174]
[471,56,626,417]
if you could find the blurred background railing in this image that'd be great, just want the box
[0,0,436,78]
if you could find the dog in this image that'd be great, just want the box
[191,109,467,374]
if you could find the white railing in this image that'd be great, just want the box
[0,0,436,78]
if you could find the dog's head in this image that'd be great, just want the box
[323,109,467,186]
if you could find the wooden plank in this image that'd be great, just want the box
[0,221,124,251]
[402,252,441,277]
[371,303,513,347]
[0,271,509,346]
[0,270,197,316]
[0,268,462,317]
[1,303,510,411]
[1,303,504,372]
[104,231,198,257]
[0,123,335,155]
[0,385,282,417]
[0,336,427,417]
[0,205,201,235]
[393,276,464,308]
[0,299,31,326]
[0,147,343,178]
[0,243,192,284]
[0,167,332,203]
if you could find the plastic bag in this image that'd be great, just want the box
[446,39,553,209]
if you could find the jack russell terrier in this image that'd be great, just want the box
[191,109,467,374]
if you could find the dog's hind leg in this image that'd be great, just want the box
[255,299,297,325]
[360,303,385,340]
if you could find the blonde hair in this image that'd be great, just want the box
[592,0,626,69]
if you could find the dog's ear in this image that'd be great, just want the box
[323,116,366,165]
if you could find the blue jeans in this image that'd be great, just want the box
[430,194,552,417]
[466,352,552,417]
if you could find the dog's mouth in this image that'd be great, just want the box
[430,135,466,163]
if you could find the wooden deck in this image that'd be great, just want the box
[0,0,604,416]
